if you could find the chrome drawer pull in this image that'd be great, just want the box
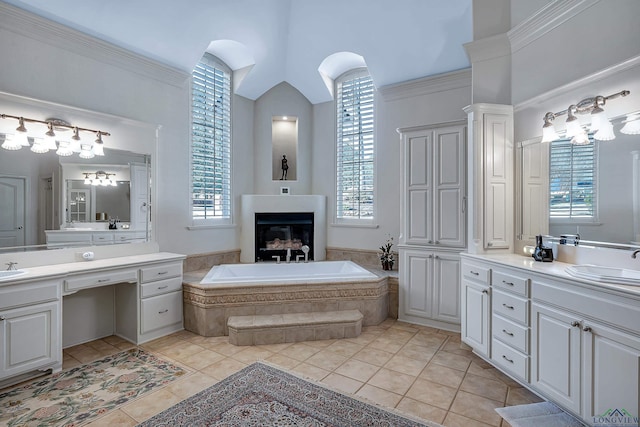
[158,309,169,314]
[482,289,489,294]
[502,303,515,310]
[97,278,111,283]
[502,329,514,336]
[158,285,169,289]
[470,271,479,275]
[157,271,168,275]
[502,355,514,363]
[0,316,5,321]
[502,280,514,286]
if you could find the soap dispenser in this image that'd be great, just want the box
[532,235,553,262]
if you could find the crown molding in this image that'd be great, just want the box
[508,0,601,53]
[378,68,471,102]
[0,2,190,88]
[514,54,640,112]
[463,33,511,64]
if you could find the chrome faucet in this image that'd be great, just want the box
[272,255,281,264]
[301,245,310,263]
[286,248,291,263]
[632,249,640,259]
[6,262,17,271]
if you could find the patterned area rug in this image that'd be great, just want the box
[0,348,185,427]
[138,362,441,427]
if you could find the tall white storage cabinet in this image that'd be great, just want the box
[398,123,467,330]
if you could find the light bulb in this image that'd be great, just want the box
[93,132,105,156]
[621,116,640,135]
[565,115,583,138]
[79,143,95,159]
[589,104,608,132]
[56,140,74,157]
[30,138,49,153]
[1,135,22,151]
[541,122,559,143]
[594,120,615,141]
[571,131,590,145]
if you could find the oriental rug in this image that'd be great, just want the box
[137,362,442,427]
[0,349,185,427]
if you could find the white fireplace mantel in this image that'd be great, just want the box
[240,195,327,263]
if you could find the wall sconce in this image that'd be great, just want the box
[0,114,110,158]
[83,171,117,186]
[540,90,631,143]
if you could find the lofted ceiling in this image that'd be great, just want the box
[2,0,473,104]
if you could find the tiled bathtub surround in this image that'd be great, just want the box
[182,250,240,273]
[182,272,389,336]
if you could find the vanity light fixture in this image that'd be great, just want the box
[0,114,110,159]
[83,171,117,186]
[540,89,630,143]
[621,113,640,135]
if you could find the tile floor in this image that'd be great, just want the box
[50,320,545,426]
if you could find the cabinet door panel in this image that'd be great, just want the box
[461,280,490,357]
[408,189,432,244]
[402,252,432,318]
[432,253,460,323]
[584,322,640,421]
[531,303,581,413]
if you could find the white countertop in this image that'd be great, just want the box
[461,252,640,298]
[0,252,185,286]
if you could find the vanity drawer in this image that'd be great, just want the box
[493,288,529,325]
[492,313,529,353]
[64,268,138,292]
[493,270,529,297]
[491,338,529,381]
[462,262,491,284]
[140,277,183,298]
[140,262,182,283]
[0,280,59,310]
[140,291,182,334]
[92,233,114,245]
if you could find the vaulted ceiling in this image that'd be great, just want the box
[3,0,473,104]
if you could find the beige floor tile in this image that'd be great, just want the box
[169,329,200,341]
[187,334,229,347]
[443,411,495,427]
[460,373,508,403]
[102,335,131,346]
[163,373,217,399]
[396,397,448,424]
[367,367,416,395]
[356,384,402,408]
[321,372,363,394]
[334,358,380,382]
[174,349,226,370]
[419,364,465,389]
[505,387,544,406]
[384,354,428,376]
[389,322,421,333]
[266,353,301,370]
[85,409,138,427]
[85,339,119,355]
[325,340,363,358]
[158,342,206,360]
[62,356,82,370]
[408,332,447,350]
[352,347,394,366]
[142,335,183,351]
[120,388,182,422]
[256,342,293,352]
[199,357,247,381]
[396,343,437,362]
[405,377,457,410]
[430,351,472,372]
[231,346,274,363]
[290,362,331,381]
[206,341,247,356]
[449,390,504,426]
[277,342,320,361]
[343,331,380,345]
[304,339,337,348]
[68,348,104,364]
[305,350,348,371]
[368,337,406,353]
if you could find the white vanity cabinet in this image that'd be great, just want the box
[461,254,640,426]
[0,280,61,387]
[138,261,183,341]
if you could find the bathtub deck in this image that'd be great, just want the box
[227,309,363,345]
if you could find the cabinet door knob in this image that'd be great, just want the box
[583,326,592,332]
[571,321,581,327]
[435,240,439,245]
[0,316,5,321]
[482,289,489,294]
[434,255,439,259]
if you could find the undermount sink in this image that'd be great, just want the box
[565,265,640,286]
[0,269,28,281]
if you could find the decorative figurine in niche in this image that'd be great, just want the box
[280,154,289,180]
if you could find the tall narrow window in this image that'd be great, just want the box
[549,136,598,221]
[191,54,231,221]
[336,69,375,220]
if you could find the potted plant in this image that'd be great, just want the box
[379,236,395,271]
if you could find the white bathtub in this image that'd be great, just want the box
[200,260,378,286]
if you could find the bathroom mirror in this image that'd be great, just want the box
[272,116,298,181]
[0,145,151,252]
[518,120,640,247]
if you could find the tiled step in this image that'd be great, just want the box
[227,309,363,346]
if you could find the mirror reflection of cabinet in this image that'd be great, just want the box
[68,189,90,222]
[272,116,298,181]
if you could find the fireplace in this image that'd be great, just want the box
[255,212,314,262]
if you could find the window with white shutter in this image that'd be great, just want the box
[549,135,598,222]
[335,69,375,221]
[191,54,232,222]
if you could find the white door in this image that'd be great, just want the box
[531,302,582,414]
[432,252,461,323]
[583,320,640,421]
[0,177,25,248]
[461,279,490,356]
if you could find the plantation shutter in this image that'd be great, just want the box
[191,55,231,220]
[549,136,597,219]
[336,72,375,219]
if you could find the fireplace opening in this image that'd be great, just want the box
[255,212,314,262]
